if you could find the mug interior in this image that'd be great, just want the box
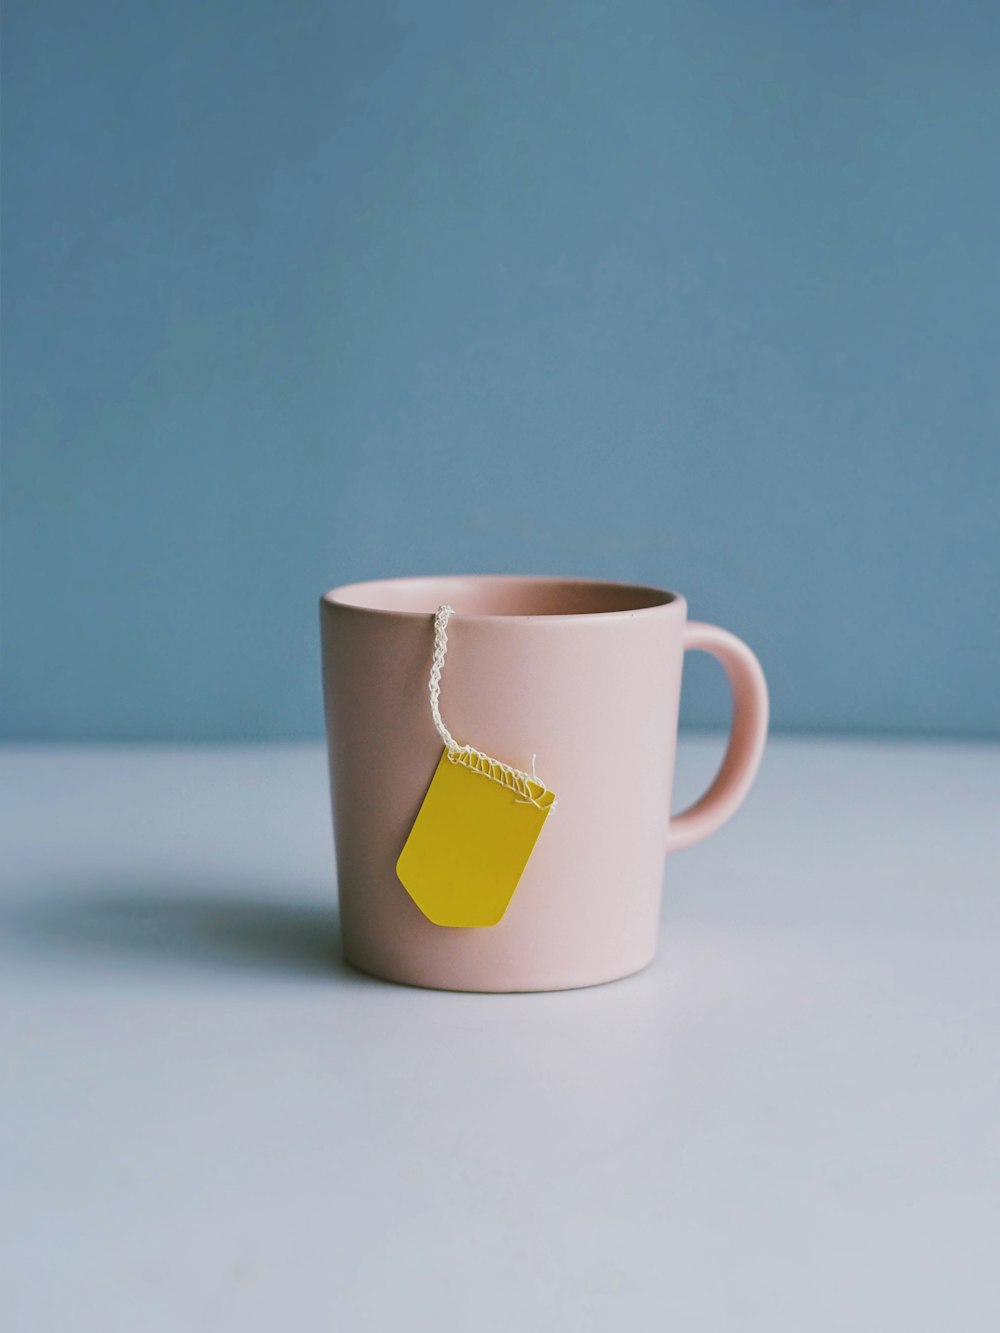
[326,575,675,618]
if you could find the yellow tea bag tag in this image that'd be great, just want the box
[396,606,557,928]
[397,748,555,927]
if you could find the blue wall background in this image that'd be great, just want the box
[3,0,998,741]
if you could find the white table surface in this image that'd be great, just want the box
[2,736,998,1333]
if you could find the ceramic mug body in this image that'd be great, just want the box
[320,575,768,992]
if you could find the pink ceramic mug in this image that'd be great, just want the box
[320,575,768,992]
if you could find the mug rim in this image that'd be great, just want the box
[321,574,685,621]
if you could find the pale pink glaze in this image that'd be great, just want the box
[320,575,768,992]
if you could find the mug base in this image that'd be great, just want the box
[340,946,658,994]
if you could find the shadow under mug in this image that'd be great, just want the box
[320,575,768,992]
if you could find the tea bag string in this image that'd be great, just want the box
[429,605,555,810]
[428,604,460,751]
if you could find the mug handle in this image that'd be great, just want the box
[667,621,769,853]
